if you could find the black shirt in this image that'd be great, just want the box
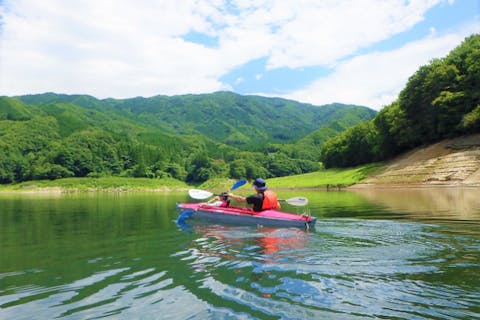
[246,193,264,212]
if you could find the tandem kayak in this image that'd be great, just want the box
[176,202,316,229]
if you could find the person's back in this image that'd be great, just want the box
[261,189,280,210]
[229,178,280,212]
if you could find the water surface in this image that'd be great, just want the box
[0,189,479,319]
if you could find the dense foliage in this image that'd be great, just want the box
[0,92,375,184]
[321,34,480,168]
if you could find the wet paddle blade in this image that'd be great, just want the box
[283,197,308,206]
[176,210,195,226]
[188,189,213,199]
[231,179,247,191]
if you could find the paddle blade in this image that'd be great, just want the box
[188,189,213,200]
[176,210,195,226]
[231,179,247,191]
[283,197,308,206]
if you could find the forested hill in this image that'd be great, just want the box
[17,92,375,146]
[0,92,375,184]
[320,34,480,168]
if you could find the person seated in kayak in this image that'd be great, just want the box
[210,192,230,207]
[229,178,281,212]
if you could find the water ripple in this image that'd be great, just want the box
[1,194,479,320]
[168,220,480,319]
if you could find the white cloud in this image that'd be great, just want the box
[0,0,476,105]
[281,22,480,110]
[254,0,443,69]
[0,0,232,97]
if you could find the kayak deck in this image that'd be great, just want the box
[177,203,316,229]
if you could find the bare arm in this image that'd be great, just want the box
[229,193,246,202]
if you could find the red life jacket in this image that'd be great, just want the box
[261,190,280,210]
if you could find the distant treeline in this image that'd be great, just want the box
[0,92,374,184]
[321,34,480,168]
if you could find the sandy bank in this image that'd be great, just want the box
[352,134,480,188]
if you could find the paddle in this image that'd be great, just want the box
[188,179,247,200]
[188,189,214,200]
[231,179,247,190]
[180,180,247,224]
[176,210,195,226]
[279,197,308,206]
[189,189,308,207]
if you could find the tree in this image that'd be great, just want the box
[266,153,302,177]
[320,122,380,168]
[186,152,214,182]
[31,164,73,180]
[164,163,187,180]
[461,104,480,132]
[229,159,247,179]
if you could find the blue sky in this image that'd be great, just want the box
[0,0,478,110]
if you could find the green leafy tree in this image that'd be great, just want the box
[266,153,302,177]
[164,163,187,180]
[31,163,74,180]
[461,104,480,131]
[186,152,214,182]
[320,122,380,168]
[322,34,479,168]
[229,159,247,179]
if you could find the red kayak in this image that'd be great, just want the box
[177,202,316,229]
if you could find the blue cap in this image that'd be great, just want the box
[253,178,267,191]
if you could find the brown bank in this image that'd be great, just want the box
[351,133,480,188]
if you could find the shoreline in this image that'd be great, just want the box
[348,182,480,189]
[1,183,478,195]
[0,186,190,194]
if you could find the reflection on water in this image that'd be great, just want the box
[351,187,480,220]
[176,220,480,319]
[0,191,479,319]
[191,224,310,259]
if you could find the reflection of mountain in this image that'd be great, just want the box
[352,188,480,219]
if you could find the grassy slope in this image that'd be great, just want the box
[0,163,383,193]
[268,163,383,189]
[0,177,189,192]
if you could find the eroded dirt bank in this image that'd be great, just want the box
[352,134,480,188]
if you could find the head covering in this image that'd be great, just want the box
[253,178,267,191]
[219,192,229,200]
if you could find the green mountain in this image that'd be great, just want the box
[1,92,375,183]
[18,91,375,147]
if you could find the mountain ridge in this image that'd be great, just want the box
[16,91,376,146]
[0,91,376,183]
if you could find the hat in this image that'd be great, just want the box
[253,178,267,191]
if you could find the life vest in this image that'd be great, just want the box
[261,190,280,210]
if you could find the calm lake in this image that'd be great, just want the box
[1,188,479,319]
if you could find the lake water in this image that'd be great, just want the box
[0,188,479,319]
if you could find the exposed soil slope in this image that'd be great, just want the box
[353,134,480,187]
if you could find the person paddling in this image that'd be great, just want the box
[229,178,281,212]
[211,192,230,207]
